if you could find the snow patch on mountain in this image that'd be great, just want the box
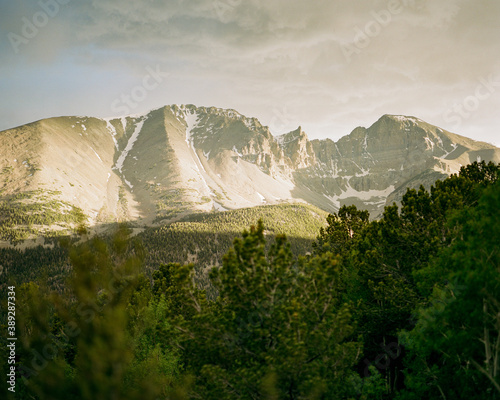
[275,134,285,147]
[184,109,214,198]
[391,115,421,124]
[440,143,458,159]
[105,119,119,149]
[351,160,370,176]
[124,178,133,189]
[114,118,145,174]
[90,147,103,163]
[243,118,255,130]
[338,184,395,201]
[185,109,198,144]
[232,146,243,157]
[424,137,435,151]
[323,184,396,209]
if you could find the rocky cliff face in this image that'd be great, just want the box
[1,105,499,243]
[287,114,499,214]
[277,127,316,170]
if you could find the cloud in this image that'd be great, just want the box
[0,0,499,146]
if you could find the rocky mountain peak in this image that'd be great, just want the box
[276,126,315,169]
[0,105,498,246]
[276,126,307,144]
[381,114,422,123]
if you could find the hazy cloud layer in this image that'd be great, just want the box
[1,0,499,145]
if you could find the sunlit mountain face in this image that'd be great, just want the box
[1,104,498,245]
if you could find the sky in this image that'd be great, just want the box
[1,0,499,146]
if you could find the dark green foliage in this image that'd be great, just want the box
[398,180,500,399]
[137,203,327,298]
[174,221,362,399]
[314,204,369,257]
[1,161,499,399]
[313,161,500,397]
[1,227,183,400]
[0,203,326,300]
[0,245,70,294]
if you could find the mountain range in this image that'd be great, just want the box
[1,104,499,245]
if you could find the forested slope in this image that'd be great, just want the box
[1,161,499,399]
[0,203,327,295]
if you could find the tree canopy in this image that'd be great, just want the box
[1,161,499,399]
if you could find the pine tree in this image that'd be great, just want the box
[398,180,500,399]
[174,220,362,399]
